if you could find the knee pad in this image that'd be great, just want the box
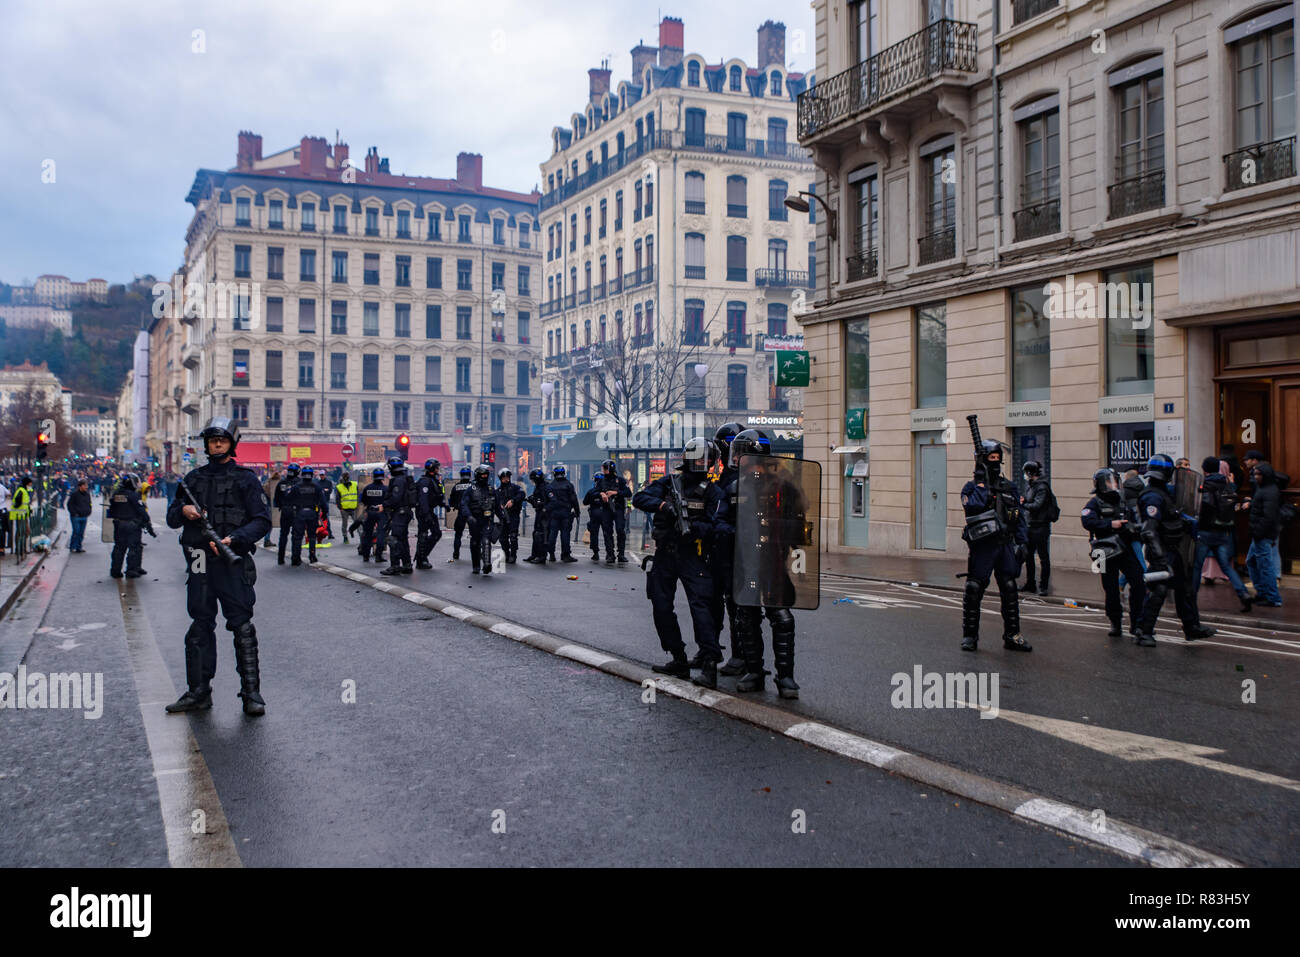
[963,578,988,604]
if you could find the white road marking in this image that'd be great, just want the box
[490,622,536,642]
[440,605,474,620]
[1013,798,1234,868]
[554,644,617,668]
[785,722,904,768]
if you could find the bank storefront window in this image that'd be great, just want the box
[916,302,947,409]
[1104,263,1154,396]
[845,319,869,439]
[1011,284,1050,402]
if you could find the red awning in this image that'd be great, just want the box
[231,441,452,469]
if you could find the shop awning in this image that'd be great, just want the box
[231,441,451,469]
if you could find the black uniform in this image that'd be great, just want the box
[286,478,322,564]
[583,476,618,560]
[709,466,743,664]
[525,478,550,561]
[414,474,445,566]
[274,474,297,563]
[610,473,633,560]
[447,478,472,559]
[1022,478,1054,592]
[165,460,272,702]
[108,483,152,577]
[383,470,416,572]
[463,481,504,573]
[495,481,526,563]
[633,473,721,665]
[960,476,1029,648]
[358,480,388,561]
[1081,492,1146,635]
[1135,482,1210,640]
[544,477,581,559]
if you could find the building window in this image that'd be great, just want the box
[365,207,379,236]
[726,236,747,281]
[771,72,782,97]
[428,212,441,240]
[397,209,411,238]
[267,246,284,279]
[730,65,742,91]
[457,306,472,340]
[363,301,379,336]
[845,318,869,431]
[1110,67,1166,216]
[332,250,347,283]
[584,206,592,244]
[519,222,531,248]
[329,399,347,429]
[634,182,643,221]
[1011,284,1050,402]
[726,175,747,217]
[768,179,788,220]
[298,298,315,334]
[264,398,281,427]
[265,350,282,389]
[685,108,706,147]
[235,196,250,226]
[727,364,747,410]
[268,199,283,229]
[395,255,411,287]
[426,256,442,288]
[570,213,577,249]
[425,355,441,392]
[684,171,706,214]
[234,245,250,278]
[456,357,471,392]
[1016,101,1061,239]
[235,293,254,331]
[685,233,705,279]
[298,351,314,388]
[330,352,347,389]
[362,354,379,391]
[768,239,788,276]
[361,401,378,430]
[920,137,957,264]
[425,304,441,338]
[363,253,379,285]
[727,112,747,149]
[455,403,472,429]
[768,302,788,338]
[515,359,531,395]
[301,202,315,232]
[395,303,411,338]
[490,405,504,431]
[457,259,472,290]
[645,179,654,215]
[458,215,471,242]
[726,302,747,349]
[517,265,530,296]
[684,299,705,345]
[916,302,947,409]
[615,190,623,229]
[299,248,316,282]
[688,60,700,86]
[518,311,530,344]
[232,348,250,387]
[491,261,505,291]
[330,300,347,335]
[491,310,504,342]
[424,402,441,430]
[517,405,530,433]
[333,205,347,234]
[297,400,314,430]
[490,359,505,394]
[1230,13,1296,183]
[266,296,284,332]
[394,401,410,429]
[686,364,706,410]
[1104,263,1155,396]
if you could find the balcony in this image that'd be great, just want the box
[181,344,201,369]
[684,200,706,215]
[797,20,979,144]
[592,281,606,301]
[1108,168,1164,219]
[631,332,654,349]
[1224,136,1295,192]
[579,289,591,305]
[727,204,747,218]
[181,391,200,413]
[846,235,879,282]
[627,265,656,289]
[721,332,753,350]
[726,267,747,282]
[918,225,956,265]
[1013,196,1061,241]
[681,329,709,346]
[1013,0,1059,25]
[756,268,812,288]
[609,277,623,294]
[544,354,571,369]
[678,133,813,162]
[564,293,576,309]
[684,265,706,280]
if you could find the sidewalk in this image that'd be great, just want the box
[813,549,1300,634]
[0,522,63,622]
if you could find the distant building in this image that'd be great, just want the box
[32,274,107,306]
[0,361,64,414]
[0,303,73,332]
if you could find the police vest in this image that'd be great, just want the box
[109,491,140,521]
[362,484,386,510]
[185,468,252,537]
[289,483,320,511]
[337,483,358,510]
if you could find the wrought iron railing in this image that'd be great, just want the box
[756,268,813,287]
[918,225,956,265]
[1013,195,1060,240]
[797,20,979,138]
[846,235,879,281]
[681,330,709,346]
[1013,0,1059,25]
[1224,136,1296,191]
[1107,167,1164,218]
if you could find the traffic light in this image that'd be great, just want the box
[396,433,410,461]
[36,431,49,462]
[480,442,496,466]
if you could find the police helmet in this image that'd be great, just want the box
[301,466,314,478]
[529,468,545,483]
[200,416,239,454]
[728,428,771,468]
[388,456,405,472]
[372,467,386,478]
[601,459,616,473]
[285,463,301,475]
[118,473,139,491]
[681,436,713,474]
[1093,468,1120,496]
[1145,453,1175,484]
[713,422,743,462]
[498,468,512,481]
[474,465,491,482]
[1023,460,1043,478]
[552,464,566,477]
[424,458,440,473]
[460,466,472,478]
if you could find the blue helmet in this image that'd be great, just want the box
[301,466,314,478]
[424,458,439,472]
[460,466,472,478]
[372,467,385,478]
[286,463,301,474]
[552,464,566,477]
[1146,453,1175,484]
[388,456,405,471]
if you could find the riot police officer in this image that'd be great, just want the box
[381,457,416,575]
[1080,468,1146,638]
[358,468,388,563]
[446,466,473,562]
[164,417,272,716]
[496,468,526,564]
[523,468,550,563]
[607,461,633,564]
[545,464,581,562]
[1133,454,1216,646]
[414,459,445,569]
[287,466,322,565]
[710,422,745,674]
[583,462,618,564]
[463,465,504,574]
[274,462,300,565]
[959,426,1032,653]
[633,438,721,683]
[108,472,155,579]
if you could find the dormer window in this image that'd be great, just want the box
[688,61,700,86]
[645,69,653,91]
[771,72,782,96]
[730,65,742,91]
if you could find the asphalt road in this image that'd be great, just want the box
[0,505,1122,867]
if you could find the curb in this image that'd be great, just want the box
[0,530,62,623]
[315,560,1239,869]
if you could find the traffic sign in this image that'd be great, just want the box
[342,443,355,458]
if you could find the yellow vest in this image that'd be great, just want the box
[337,482,359,510]
[11,487,30,519]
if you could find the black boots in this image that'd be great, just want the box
[771,612,799,699]
[719,654,746,676]
[1132,630,1157,647]
[961,578,984,651]
[1107,620,1124,637]
[380,565,402,576]
[233,623,266,717]
[691,660,718,689]
[1002,633,1033,652]
[652,657,690,679]
[165,685,213,713]
[416,560,433,569]
[1185,624,1216,641]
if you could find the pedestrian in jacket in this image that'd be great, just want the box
[1020,461,1055,594]
[1191,456,1252,612]
[1244,462,1284,607]
[67,479,93,552]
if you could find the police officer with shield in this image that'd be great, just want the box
[414,459,445,569]
[358,468,388,562]
[381,456,416,575]
[495,468,526,564]
[1080,468,1146,637]
[164,417,272,716]
[959,416,1032,653]
[108,472,155,579]
[446,466,473,562]
[523,468,550,563]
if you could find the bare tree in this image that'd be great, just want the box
[0,384,72,464]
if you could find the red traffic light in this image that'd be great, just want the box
[37,432,50,443]
[396,433,410,461]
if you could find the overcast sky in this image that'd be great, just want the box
[0,0,816,286]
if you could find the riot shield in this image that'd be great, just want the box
[1173,466,1202,568]
[100,503,115,543]
[731,454,820,609]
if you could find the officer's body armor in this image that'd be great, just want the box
[180,468,251,547]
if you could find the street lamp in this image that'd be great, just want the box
[784,190,837,304]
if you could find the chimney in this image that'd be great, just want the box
[299,136,328,175]
[364,146,380,174]
[658,16,684,68]
[456,152,483,190]
[588,65,612,106]
[631,41,658,80]
[334,141,349,169]
[757,20,786,71]
[236,131,262,170]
